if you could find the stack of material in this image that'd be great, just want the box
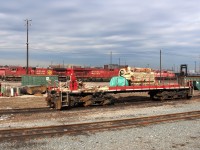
[119,67,155,85]
[22,85,47,95]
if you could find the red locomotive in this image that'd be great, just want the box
[0,65,176,81]
[0,66,53,81]
[154,70,176,79]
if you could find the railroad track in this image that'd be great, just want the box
[1,110,200,142]
[0,95,199,115]
[0,107,54,115]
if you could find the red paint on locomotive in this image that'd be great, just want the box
[0,65,176,81]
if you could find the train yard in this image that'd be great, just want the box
[0,66,200,149]
[2,0,200,149]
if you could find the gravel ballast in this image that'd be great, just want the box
[0,119,200,150]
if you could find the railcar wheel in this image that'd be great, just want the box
[187,95,193,99]
[102,94,115,105]
[102,99,114,105]
[159,96,165,101]
[149,93,155,100]
[156,91,168,101]
[84,100,94,107]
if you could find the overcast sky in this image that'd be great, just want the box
[0,0,200,71]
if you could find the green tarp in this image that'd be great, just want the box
[109,76,129,87]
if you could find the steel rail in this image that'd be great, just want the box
[0,107,53,115]
[0,110,200,141]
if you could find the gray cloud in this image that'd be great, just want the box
[0,0,200,71]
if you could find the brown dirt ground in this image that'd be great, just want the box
[0,95,47,109]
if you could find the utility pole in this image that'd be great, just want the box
[160,49,162,83]
[110,51,112,65]
[199,55,200,73]
[174,64,175,72]
[25,19,32,75]
[110,51,112,69]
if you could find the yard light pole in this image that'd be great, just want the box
[160,49,162,83]
[25,19,32,75]
[110,51,112,69]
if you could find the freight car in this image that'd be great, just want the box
[0,66,53,81]
[46,69,193,110]
[0,65,176,82]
